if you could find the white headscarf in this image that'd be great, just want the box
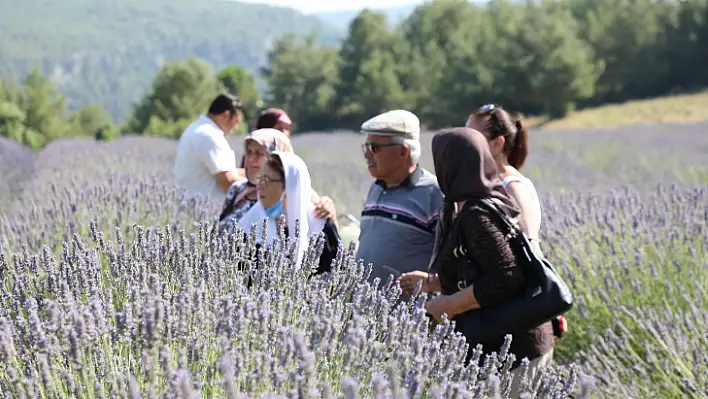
[238,151,325,266]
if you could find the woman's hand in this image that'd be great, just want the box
[425,294,459,322]
[313,196,336,221]
[399,271,430,295]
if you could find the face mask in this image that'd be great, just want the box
[263,192,286,220]
[264,200,284,219]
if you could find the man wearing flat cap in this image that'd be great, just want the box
[356,110,444,301]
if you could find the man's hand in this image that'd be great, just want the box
[215,170,242,192]
[399,271,429,295]
[234,168,248,183]
[313,196,336,221]
[425,294,458,322]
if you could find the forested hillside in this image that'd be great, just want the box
[0,0,341,121]
[3,0,708,151]
[313,4,417,29]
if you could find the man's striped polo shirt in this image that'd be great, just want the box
[356,165,444,289]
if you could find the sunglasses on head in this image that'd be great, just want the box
[474,103,499,115]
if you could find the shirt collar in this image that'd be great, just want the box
[200,114,224,134]
[375,164,422,189]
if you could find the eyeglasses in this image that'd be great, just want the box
[361,142,401,155]
[256,174,283,186]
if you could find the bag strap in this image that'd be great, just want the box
[473,198,521,238]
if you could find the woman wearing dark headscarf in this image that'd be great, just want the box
[399,127,554,396]
[466,104,567,341]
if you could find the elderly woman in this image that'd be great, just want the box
[400,127,554,398]
[238,151,340,274]
[218,128,336,234]
[237,108,293,170]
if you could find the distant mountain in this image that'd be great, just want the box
[0,0,343,122]
[314,4,419,30]
[313,1,492,30]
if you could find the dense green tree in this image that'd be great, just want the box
[262,34,341,131]
[0,69,115,149]
[69,103,114,136]
[20,69,74,143]
[0,81,45,150]
[568,0,666,104]
[400,0,486,126]
[217,66,260,126]
[500,1,604,117]
[332,10,412,127]
[125,57,224,138]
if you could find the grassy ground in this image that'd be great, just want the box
[528,90,708,130]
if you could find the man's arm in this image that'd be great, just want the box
[215,170,242,192]
[199,135,240,193]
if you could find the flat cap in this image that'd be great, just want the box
[360,109,420,140]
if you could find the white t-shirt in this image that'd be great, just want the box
[173,115,236,204]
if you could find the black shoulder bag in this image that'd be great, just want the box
[451,198,574,346]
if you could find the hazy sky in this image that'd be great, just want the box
[236,0,421,13]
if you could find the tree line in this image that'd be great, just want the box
[3,0,708,150]
[265,0,708,131]
[0,59,260,150]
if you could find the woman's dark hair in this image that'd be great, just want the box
[256,108,291,130]
[507,111,529,169]
[256,112,281,129]
[471,105,529,169]
[265,153,285,181]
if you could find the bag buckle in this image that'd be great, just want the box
[453,245,467,258]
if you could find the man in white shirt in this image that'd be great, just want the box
[173,93,244,204]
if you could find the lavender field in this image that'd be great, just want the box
[0,122,707,398]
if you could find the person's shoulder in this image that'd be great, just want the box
[460,201,495,222]
[503,173,539,199]
[189,123,229,148]
[414,169,439,188]
[418,168,438,183]
[416,169,443,197]
[503,172,536,189]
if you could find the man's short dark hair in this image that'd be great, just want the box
[208,93,244,117]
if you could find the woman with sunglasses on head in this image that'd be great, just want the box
[218,128,337,235]
[466,104,568,342]
[238,151,341,275]
[465,104,541,252]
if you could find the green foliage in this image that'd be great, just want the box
[69,103,114,136]
[262,34,342,132]
[217,66,260,126]
[0,0,342,121]
[261,0,708,131]
[0,68,114,150]
[123,57,261,138]
[332,10,412,125]
[125,57,224,138]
